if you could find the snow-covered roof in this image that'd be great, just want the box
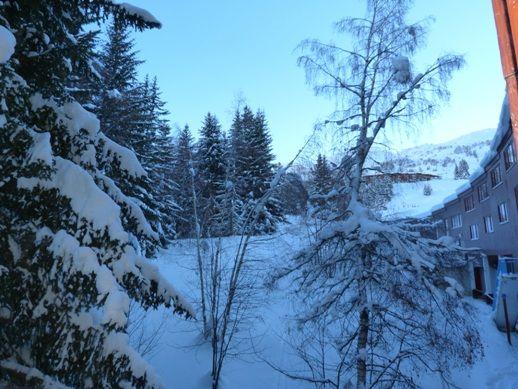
[430,95,511,216]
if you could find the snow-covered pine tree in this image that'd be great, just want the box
[171,125,197,238]
[229,107,247,197]
[423,183,433,196]
[96,18,144,147]
[251,111,284,228]
[311,154,333,196]
[453,162,460,180]
[232,106,283,234]
[140,76,179,242]
[457,158,470,179]
[214,133,244,236]
[95,21,164,253]
[276,172,309,215]
[195,113,227,236]
[308,154,334,211]
[0,2,190,387]
[308,153,340,219]
[66,29,100,109]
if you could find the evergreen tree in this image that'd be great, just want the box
[0,3,189,387]
[454,162,460,180]
[309,154,335,211]
[140,76,179,242]
[311,154,333,196]
[196,113,227,236]
[276,172,309,215]
[234,106,256,201]
[251,110,284,232]
[66,30,101,108]
[95,19,144,147]
[95,21,164,252]
[214,133,244,236]
[231,106,283,233]
[457,159,470,179]
[172,125,196,238]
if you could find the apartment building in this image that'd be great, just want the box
[431,98,518,302]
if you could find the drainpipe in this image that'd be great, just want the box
[493,0,518,155]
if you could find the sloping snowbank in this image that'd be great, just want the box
[382,178,466,220]
[139,220,518,388]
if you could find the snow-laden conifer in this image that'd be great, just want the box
[171,125,197,238]
[95,20,164,254]
[231,106,283,234]
[0,2,190,387]
[196,113,227,236]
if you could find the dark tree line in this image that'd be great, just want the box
[0,4,284,387]
[175,107,283,238]
[80,20,284,241]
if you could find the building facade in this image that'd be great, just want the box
[431,99,518,300]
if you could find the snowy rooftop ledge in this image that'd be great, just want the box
[428,95,509,216]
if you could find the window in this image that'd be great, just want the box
[498,201,509,223]
[451,214,462,229]
[478,183,489,202]
[504,256,518,273]
[491,165,502,187]
[483,215,494,233]
[469,224,479,240]
[488,255,499,269]
[504,142,516,170]
[464,196,474,212]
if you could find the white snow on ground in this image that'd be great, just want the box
[375,128,496,219]
[422,299,518,389]
[139,218,518,388]
[0,25,16,63]
[382,178,466,220]
[145,220,309,389]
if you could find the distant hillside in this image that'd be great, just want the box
[375,128,496,220]
[290,128,496,220]
[370,128,495,180]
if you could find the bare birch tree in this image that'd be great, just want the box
[269,1,483,387]
[205,145,310,389]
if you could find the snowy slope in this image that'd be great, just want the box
[138,219,518,389]
[377,128,496,219]
[383,178,461,220]
[141,220,312,389]
[372,128,495,179]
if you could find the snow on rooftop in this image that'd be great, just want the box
[455,181,471,195]
[0,25,16,63]
[468,166,484,183]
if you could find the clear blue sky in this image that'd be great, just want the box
[126,0,504,163]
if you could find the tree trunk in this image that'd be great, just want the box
[190,163,208,335]
[356,246,370,388]
[356,307,369,388]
